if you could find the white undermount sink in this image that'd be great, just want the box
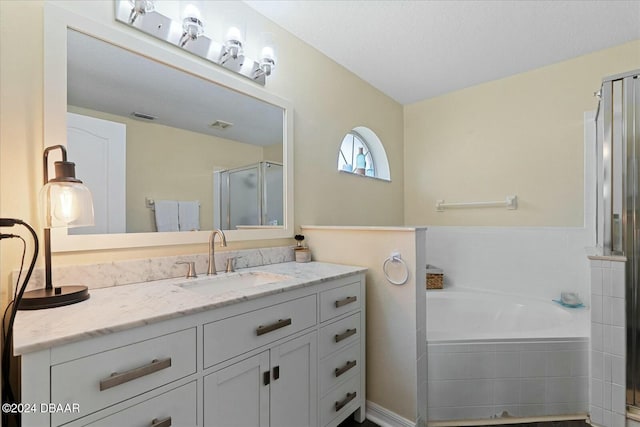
[175,271,292,296]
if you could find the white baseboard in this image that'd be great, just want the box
[366,400,415,427]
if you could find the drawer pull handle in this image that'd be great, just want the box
[151,417,172,427]
[100,358,172,391]
[256,318,292,336]
[334,360,357,377]
[334,328,357,343]
[335,296,357,308]
[335,391,357,412]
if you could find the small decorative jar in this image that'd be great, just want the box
[295,248,311,263]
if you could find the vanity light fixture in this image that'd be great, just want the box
[18,145,94,310]
[179,1,205,47]
[115,0,278,85]
[128,0,154,24]
[259,47,276,77]
[254,33,277,79]
[220,26,244,66]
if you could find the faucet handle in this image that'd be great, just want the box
[176,261,197,278]
[225,257,235,273]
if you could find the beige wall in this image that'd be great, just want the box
[302,227,426,424]
[69,106,268,232]
[404,39,640,227]
[262,143,284,163]
[0,1,45,307]
[0,1,404,303]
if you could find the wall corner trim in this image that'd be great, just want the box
[366,400,415,427]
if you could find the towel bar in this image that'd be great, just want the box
[436,195,517,212]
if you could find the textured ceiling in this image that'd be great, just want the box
[245,0,640,105]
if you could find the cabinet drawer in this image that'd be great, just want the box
[204,295,317,368]
[319,313,360,358]
[75,381,197,427]
[51,328,196,425]
[319,282,361,322]
[320,375,361,427]
[319,342,360,396]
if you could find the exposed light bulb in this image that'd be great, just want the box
[256,32,277,77]
[221,25,244,61]
[53,187,81,223]
[182,3,201,22]
[261,46,275,62]
[225,26,243,44]
[179,1,204,46]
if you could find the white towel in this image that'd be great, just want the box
[178,200,200,231]
[154,200,179,232]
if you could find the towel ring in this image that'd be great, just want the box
[383,253,409,285]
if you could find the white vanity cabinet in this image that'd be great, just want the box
[18,269,365,427]
[204,331,317,427]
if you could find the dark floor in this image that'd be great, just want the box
[478,422,588,427]
[338,416,378,427]
[338,416,588,427]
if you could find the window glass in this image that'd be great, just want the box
[338,132,376,177]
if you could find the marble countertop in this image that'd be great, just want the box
[13,261,366,355]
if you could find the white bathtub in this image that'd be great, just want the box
[426,287,589,342]
[425,288,590,422]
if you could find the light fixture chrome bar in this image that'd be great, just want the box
[114,0,269,85]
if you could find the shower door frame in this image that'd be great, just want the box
[599,71,640,410]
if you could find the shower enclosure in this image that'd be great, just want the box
[213,161,283,230]
[595,69,640,410]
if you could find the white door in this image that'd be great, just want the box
[204,351,270,427]
[270,332,318,427]
[66,112,126,234]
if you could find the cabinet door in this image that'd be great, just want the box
[270,332,317,427]
[204,351,270,427]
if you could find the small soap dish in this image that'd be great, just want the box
[552,299,585,309]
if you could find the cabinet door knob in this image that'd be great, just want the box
[151,417,171,427]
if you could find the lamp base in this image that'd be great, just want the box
[18,286,90,310]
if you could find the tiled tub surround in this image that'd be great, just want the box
[427,289,590,422]
[428,340,589,421]
[588,257,626,427]
[15,246,295,291]
[424,226,590,304]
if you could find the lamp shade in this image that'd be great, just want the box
[39,161,94,228]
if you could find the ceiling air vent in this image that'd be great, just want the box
[131,112,157,121]
[210,120,233,130]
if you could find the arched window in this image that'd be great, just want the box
[337,127,390,181]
